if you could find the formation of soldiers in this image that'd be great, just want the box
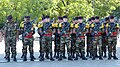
[0,15,119,62]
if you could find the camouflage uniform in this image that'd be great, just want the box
[3,21,18,62]
[52,22,60,59]
[101,19,109,58]
[91,22,103,60]
[22,16,35,61]
[70,22,76,58]
[107,20,119,60]
[74,22,87,60]
[86,22,93,58]
[58,21,72,60]
[39,16,54,61]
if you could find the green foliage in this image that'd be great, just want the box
[0,0,120,24]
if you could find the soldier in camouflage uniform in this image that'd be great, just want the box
[52,16,63,59]
[91,16,103,60]
[107,16,118,60]
[74,16,87,60]
[0,15,19,62]
[101,17,109,58]
[69,17,77,58]
[86,18,93,58]
[39,16,54,61]
[22,16,35,61]
[58,16,72,61]
[20,21,36,60]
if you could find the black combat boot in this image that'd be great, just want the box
[13,56,17,62]
[7,56,10,62]
[92,55,96,60]
[45,52,49,59]
[30,53,34,61]
[23,54,27,61]
[86,53,89,57]
[68,54,73,61]
[99,56,103,60]
[113,55,118,60]
[89,53,92,58]
[39,53,44,61]
[63,52,67,59]
[74,54,78,60]
[56,51,59,59]
[108,55,112,60]
[50,52,55,61]
[58,55,62,61]
[72,51,75,58]
[4,55,7,60]
[81,54,87,60]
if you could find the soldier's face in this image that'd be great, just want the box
[75,20,78,23]
[46,18,50,22]
[24,18,30,22]
[78,19,83,23]
[8,19,13,23]
[91,20,95,23]
[95,19,99,22]
[72,20,75,23]
[58,19,63,23]
[110,19,114,22]
[63,18,68,22]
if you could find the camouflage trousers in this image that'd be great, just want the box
[41,36,52,53]
[87,36,93,56]
[102,36,108,56]
[108,36,117,57]
[92,36,102,57]
[23,38,34,54]
[5,36,16,57]
[60,36,71,55]
[54,36,60,52]
[75,37,85,56]
[70,34,76,55]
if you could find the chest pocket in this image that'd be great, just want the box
[6,23,17,36]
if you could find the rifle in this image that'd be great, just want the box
[76,23,86,37]
[60,22,70,36]
[91,22,101,36]
[22,18,37,37]
[107,22,116,36]
[39,18,55,38]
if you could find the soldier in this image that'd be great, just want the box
[107,16,118,60]
[86,18,93,58]
[91,16,103,60]
[22,16,35,61]
[70,17,77,58]
[58,16,72,61]
[101,17,109,58]
[39,16,55,61]
[0,15,19,62]
[53,16,63,59]
[74,16,87,60]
